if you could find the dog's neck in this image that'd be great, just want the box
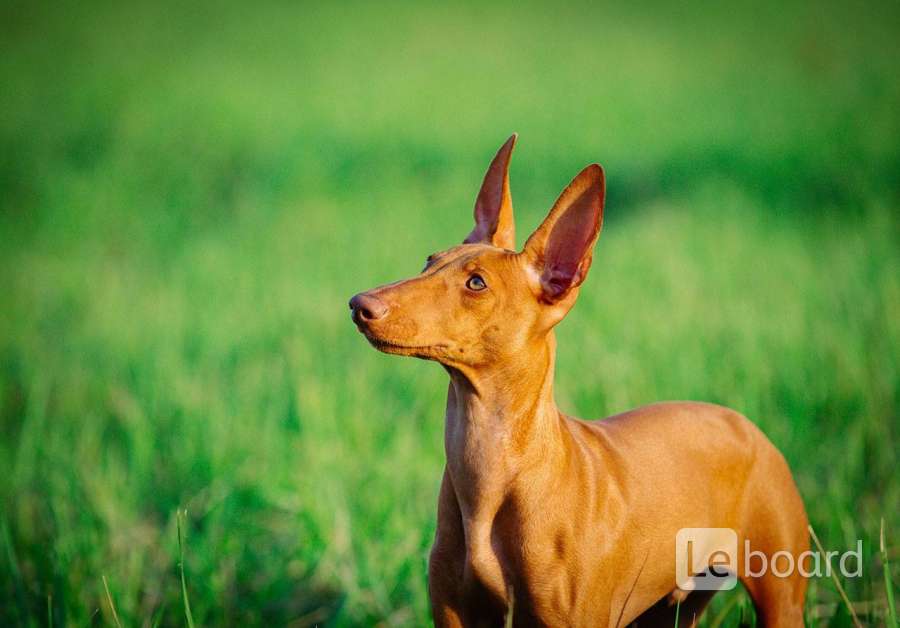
[443,332,567,520]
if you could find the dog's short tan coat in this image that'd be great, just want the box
[350,135,808,626]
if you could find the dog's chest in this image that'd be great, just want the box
[459,510,571,619]
[461,494,631,625]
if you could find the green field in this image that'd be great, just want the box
[1,1,898,625]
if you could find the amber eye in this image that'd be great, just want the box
[466,274,487,291]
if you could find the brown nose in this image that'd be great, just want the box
[349,292,389,324]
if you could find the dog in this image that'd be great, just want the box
[349,135,809,626]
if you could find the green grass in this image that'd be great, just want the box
[1,0,898,625]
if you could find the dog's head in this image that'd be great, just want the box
[349,134,605,369]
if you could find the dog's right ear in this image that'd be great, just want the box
[464,134,517,250]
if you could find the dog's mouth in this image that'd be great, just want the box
[361,331,445,357]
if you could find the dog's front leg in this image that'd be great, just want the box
[428,470,468,627]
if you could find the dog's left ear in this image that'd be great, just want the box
[464,134,517,249]
[523,164,605,303]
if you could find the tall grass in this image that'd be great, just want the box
[1,0,898,624]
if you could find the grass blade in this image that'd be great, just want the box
[177,509,196,628]
[882,518,898,628]
[708,591,742,628]
[2,521,28,623]
[808,524,862,628]
[150,603,167,628]
[101,575,123,628]
[673,596,680,627]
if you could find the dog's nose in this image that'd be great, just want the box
[349,292,389,323]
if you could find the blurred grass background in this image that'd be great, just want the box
[1,0,898,625]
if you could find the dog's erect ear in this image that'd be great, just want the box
[464,134,517,249]
[523,164,605,303]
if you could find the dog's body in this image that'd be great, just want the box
[350,135,808,626]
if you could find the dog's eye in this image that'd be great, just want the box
[466,274,487,291]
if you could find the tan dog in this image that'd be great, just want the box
[350,135,809,626]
